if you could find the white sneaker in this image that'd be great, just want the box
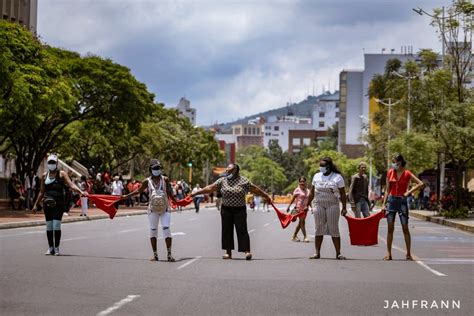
[45,247,54,255]
[54,247,60,256]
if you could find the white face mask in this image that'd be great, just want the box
[320,166,328,174]
[151,170,162,177]
[47,163,57,171]
[391,163,399,170]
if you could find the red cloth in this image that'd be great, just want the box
[87,194,122,219]
[270,203,306,229]
[169,196,193,209]
[387,169,412,197]
[344,211,385,246]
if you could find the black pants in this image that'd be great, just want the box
[221,205,250,252]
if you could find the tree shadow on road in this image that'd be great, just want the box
[60,254,195,263]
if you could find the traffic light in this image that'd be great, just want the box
[187,162,192,167]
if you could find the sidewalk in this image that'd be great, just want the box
[410,210,474,233]
[0,203,208,230]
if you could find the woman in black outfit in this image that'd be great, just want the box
[33,154,87,256]
[191,163,271,260]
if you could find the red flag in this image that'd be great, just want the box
[169,196,194,209]
[270,202,306,229]
[344,211,385,246]
[87,194,123,219]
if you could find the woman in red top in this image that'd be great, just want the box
[381,154,423,261]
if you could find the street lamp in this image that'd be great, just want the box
[375,98,401,168]
[391,71,417,133]
[360,115,373,194]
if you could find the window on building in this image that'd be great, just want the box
[292,138,300,146]
[319,121,325,128]
[244,127,248,134]
[319,112,325,118]
[303,138,311,146]
[274,126,279,131]
[281,132,284,135]
[234,128,241,135]
[335,112,339,118]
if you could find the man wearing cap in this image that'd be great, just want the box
[33,154,88,256]
[124,159,178,262]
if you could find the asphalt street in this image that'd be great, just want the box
[1,205,473,316]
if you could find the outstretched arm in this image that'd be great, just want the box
[190,183,217,197]
[286,194,297,212]
[249,184,271,203]
[62,171,87,196]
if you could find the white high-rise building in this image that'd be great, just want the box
[263,116,313,152]
[176,97,196,125]
[312,91,339,131]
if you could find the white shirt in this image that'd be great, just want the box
[111,181,124,196]
[192,187,204,198]
[312,172,345,198]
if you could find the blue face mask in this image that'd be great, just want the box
[151,169,162,177]
[320,166,328,174]
[47,163,57,171]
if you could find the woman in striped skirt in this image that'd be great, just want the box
[306,157,347,259]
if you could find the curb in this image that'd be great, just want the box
[410,212,474,234]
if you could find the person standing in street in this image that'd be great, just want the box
[192,184,204,213]
[348,162,370,218]
[305,157,348,260]
[33,154,87,256]
[124,159,178,262]
[287,176,310,242]
[381,154,424,261]
[190,163,271,260]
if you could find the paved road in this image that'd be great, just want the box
[1,206,473,315]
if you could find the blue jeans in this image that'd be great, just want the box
[193,197,202,212]
[354,199,370,218]
[386,196,409,225]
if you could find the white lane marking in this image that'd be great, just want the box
[188,218,198,221]
[172,232,186,236]
[62,237,88,242]
[177,256,202,270]
[416,260,447,276]
[379,235,447,277]
[118,229,141,234]
[97,295,140,316]
[248,229,256,234]
[0,231,43,238]
[264,223,270,227]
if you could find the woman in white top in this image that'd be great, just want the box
[305,157,348,260]
[124,159,178,262]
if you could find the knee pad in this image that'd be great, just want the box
[162,226,172,239]
[52,220,61,231]
[150,228,158,238]
[46,221,53,231]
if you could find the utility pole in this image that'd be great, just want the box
[375,98,401,168]
[391,71,416,133]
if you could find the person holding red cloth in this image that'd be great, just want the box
[381,154,424,261]
[286,176,310,243]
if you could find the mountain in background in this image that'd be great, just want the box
[208,91,339,132]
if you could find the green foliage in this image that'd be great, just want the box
[441,207,469,218]
[241,156,287,192]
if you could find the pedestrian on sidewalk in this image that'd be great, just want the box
[192,184,204,213]
[110,175,124,209]
[78,175,89,216]
[33,154,87,256]
[7,173,21,210]
[381,154,424,261]
[25,170,37,210]
[286,176,310,243]
[190,163,271,261]
[124,159,178,262]
[305,157,348,260]
[348,162,370,218]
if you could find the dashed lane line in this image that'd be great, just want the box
[97,295,140,316]
[177,256,202,270]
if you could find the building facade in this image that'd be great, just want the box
[288,130,326,154]
[263,116,313,152]
[1,0,37,34]
[231,123,263,151]
[312,91,339,132]
[176,97,196,125]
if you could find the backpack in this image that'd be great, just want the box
[148,177,167,214]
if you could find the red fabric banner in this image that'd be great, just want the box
[169,196,194,209]
[270,202,306,229]
[87,194,123,219]
[344,211,385,246]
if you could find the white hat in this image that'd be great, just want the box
[47,154,58,162]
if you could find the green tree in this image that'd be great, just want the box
[242,156,287,192]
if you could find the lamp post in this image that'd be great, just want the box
[375,98,401,168]
[391,71,417,133]
[360,115,373,194]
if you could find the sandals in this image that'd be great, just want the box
[150,254,159,261]
[167,254,176,262]
[406,254,414,261]
[245,252,252,261]
[309,253,320,259]
[291,236,300,242]
[336,254,346,260]
[222,252,232,260]
[303,237,310,243]
[383,255,392,261]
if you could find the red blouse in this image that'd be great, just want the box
[387,169,412,197]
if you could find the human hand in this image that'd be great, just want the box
[341,208,347,216]
[32,205,37,214]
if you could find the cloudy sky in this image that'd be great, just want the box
[38,0,449,126]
